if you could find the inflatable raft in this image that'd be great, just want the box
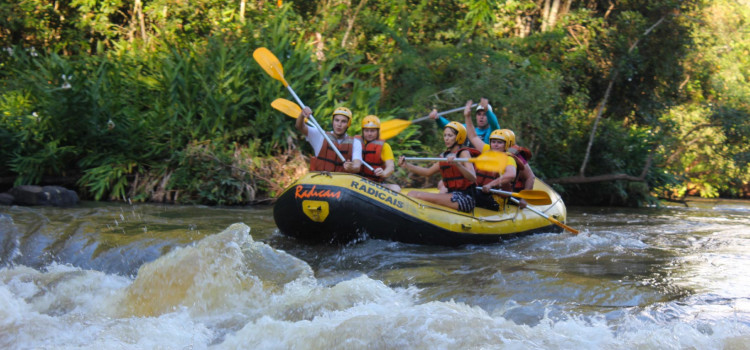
[273,172,569,245]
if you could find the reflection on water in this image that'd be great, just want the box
[1,198,750,348]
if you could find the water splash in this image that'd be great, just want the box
[117,223,313,318]
[2,222,749,349]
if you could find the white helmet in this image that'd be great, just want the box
[476,104,493,113]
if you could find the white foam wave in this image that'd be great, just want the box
[2,223,749,350]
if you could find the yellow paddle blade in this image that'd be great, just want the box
[253,47,288,86]
[485,188,551,205]
[513,195,551,206]
[380,119,412,140]
[469,151,505,172]
[271,98,302,118]
[514,190,552,204]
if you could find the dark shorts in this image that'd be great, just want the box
[450,190,475,213]
[475,189,500,211]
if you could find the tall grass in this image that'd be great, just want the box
[0,13,392,202]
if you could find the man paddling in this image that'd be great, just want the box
[297,106,362,173]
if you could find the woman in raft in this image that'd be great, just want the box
[398,121,477,213]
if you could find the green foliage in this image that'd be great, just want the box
[154,37,268,150]
[169,142,251,205]
[78,161,135,201]
[658,103,750,199]
[1,50,87,185]
[656,0,750,199]
[0,90,31,174]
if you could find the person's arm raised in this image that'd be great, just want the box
[483,98,500,131]
[429,108,450,129]
[296,107,311,136]
[464,100,485,150]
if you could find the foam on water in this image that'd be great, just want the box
[2,223,749,349]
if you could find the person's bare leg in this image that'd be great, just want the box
[385,183,402,193]
[407,191,459,210]
[437,180,448,193]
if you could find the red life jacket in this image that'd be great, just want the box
[310,133,353,172]
[439,147,479,192]
[509,152,528,191]
[358,137,385,182]
[509,145,533,161]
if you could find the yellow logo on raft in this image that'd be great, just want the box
[350,179,404,208]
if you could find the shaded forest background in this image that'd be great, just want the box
[1,0,748,206]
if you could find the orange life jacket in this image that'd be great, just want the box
[310,133,354,172]
[358,137,385,182]
[439,147,479,192]
[475,168,498,187]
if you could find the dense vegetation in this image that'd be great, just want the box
[1,0,748,206]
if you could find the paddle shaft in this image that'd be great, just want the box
[404,157,472,162]
[477,187,550,203]
[409,104,478,124]
[509,197,579,234]
[485,188,516,197]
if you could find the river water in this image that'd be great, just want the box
[1,199,750,349]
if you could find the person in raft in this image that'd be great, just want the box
[504,130,537,209]
[462,100,518,211]
[398,121,477,213]
[357,115,402,192]
[430,97,500,148]
[297,106,362,173]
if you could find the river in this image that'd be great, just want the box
[1,198,749,349]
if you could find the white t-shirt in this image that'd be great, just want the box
[307,127,362,161]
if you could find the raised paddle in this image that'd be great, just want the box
[509,197,579,234]
[404,151,506,172]
[270,98,375,171]
[478,187,552,206]
[380,104,478,140]
[254,48,373,171]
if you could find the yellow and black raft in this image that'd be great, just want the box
[273,172,569,246]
